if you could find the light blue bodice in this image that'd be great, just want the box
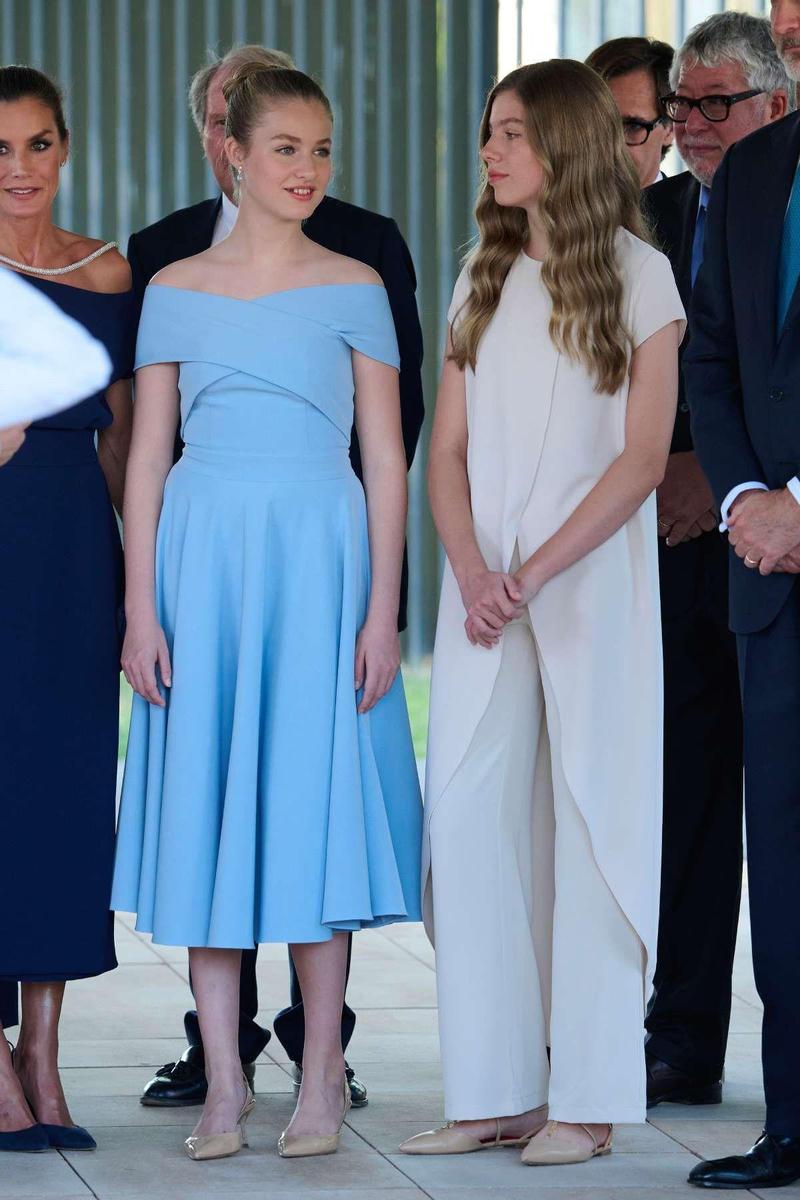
[135,283,400,459]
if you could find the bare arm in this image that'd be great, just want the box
[120,362,179,706]
[427,332,521,648]
[97,378,133,515]
[352,349,408,712]
[517,321,681,599]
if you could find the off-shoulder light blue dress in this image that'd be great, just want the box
[111,282,423,947]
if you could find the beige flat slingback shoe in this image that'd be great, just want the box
[521,1119,613,1166]
[400,1108,548,1155]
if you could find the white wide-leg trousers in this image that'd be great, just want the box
[429,617,647,1123]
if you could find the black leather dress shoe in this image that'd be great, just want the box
[140,1047,256,1107]
[689,1132,800,1188]
[291,1062,368,1108]
[646,1054,722,1108]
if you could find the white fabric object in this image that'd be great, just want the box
[423,231,686,1016]
[429,615,646,1122]
[718,481,769,531]
[211,192,239,246]
[786,477,800,507]
[0,267,111,424]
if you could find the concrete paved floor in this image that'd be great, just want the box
[2,880,778,1200]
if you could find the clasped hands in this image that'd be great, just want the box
[657,451,718,546]
[460,564,541,648]
[727,487,800,575]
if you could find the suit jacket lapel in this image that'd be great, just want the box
[748,116,800,352]
[179,196,221,257]
[675,176,700,310]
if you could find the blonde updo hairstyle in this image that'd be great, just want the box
[452,59,651,395]
[222,61,333,197]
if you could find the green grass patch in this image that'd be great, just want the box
[401,661,431,760]
[119,662,431,763]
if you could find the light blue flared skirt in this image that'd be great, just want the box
[111,446,423,947]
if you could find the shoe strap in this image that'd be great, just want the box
[578,1123,612,1151]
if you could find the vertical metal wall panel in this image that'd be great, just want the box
[0,0,498,659]
[56,0,73,230]
[173,0,189,211]
[85,0,102,235]
[2,0,13,62]
[116,0,131,243]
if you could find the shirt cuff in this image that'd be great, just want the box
[787,477,800,507]
[719,481,768,532]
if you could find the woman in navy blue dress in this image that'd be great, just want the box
[0,67,135,1152]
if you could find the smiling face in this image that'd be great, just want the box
[606,67,673,187]
[773,0,800,81]
[0,96,66,221]
[225,96,332,221]
[480,89,544,212]
[674,59,778,186]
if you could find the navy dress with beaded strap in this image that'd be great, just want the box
[0,275,135,1020]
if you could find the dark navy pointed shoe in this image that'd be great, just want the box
[41,1124,97,1151]
[0,1123,50,1152]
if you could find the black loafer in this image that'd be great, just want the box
[291,1062,368,1108]
[42,1124,96,1151]
[140,1050,256,1107]
[646,1054,722,1109]
[689,1132,800,1189]
[0,1123,49,1153]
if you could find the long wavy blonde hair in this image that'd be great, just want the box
[451,60,651,394]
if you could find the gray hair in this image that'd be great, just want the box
[188,43,295,133]
[671,12,795,111]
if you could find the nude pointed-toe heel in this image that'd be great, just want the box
[183,1076,255,1161]
[278,1076,351,1159]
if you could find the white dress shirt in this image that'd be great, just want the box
[0,267,112,425]
[211,193,239,246]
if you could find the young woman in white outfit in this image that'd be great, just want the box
[401,60,684,1168]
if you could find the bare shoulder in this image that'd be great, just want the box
[54,230,131,293]
[90,247,132,293]
[313,247,383,287]
[150,252,213,291]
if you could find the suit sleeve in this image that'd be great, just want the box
[126,231,150,323]
[684,151,765,507]
[376,220,425,470]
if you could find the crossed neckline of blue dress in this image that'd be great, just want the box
[149,281,385,304]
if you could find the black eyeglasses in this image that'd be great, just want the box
[621,116,671,146]
[661,90,764,123]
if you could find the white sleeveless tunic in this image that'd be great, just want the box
[423,230,686,995]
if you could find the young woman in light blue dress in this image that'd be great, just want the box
[111,61,422,1163]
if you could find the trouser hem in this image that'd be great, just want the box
[644,1037,724,1082]
[445,1092,547,1122]
[548,1107,646,1124]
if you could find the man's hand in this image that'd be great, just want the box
[773,548,800,574]
[657,451,718,546]
[0,423,27,468]
[728,488,800,575]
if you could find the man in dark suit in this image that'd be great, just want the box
[641,12,790,1114]
[128,44,424,1113]
[586,36,675,188]
[684,1,800,1187]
